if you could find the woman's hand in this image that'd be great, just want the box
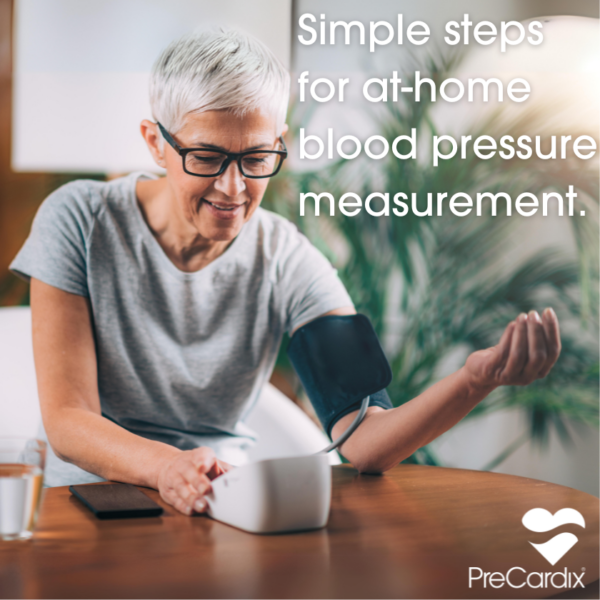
[156,447,232,516]
[465,308,561,392]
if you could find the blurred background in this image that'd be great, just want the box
[0,0,598,495]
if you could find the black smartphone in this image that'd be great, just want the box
[69,483,164,519]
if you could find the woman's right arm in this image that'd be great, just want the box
[31,277,228,514]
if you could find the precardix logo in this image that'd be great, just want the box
[469,508,586,590]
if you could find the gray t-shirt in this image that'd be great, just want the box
[10,171,353,486]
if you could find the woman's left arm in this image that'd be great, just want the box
[330,309,561,474]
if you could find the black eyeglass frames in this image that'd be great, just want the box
[156,121,287,179]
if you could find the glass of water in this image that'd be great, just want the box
[0,437,46,540]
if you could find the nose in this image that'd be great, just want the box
[213,160,246,197]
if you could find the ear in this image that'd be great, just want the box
[280,123,289,138]
[140,120,167,168]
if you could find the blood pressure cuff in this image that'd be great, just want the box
[287,314,393,438]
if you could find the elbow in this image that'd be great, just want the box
[335,408,415,474]
[42,414,75,464]
[354,458,398,475]
[341,447,397,475]
[341,439,415,474]
[44,429,70,463]
[354,462,385,475]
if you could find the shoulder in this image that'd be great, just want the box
[37,177,102,217]
[31,177,111,245]
[252,207,312,260]
[251,207,335,283]
[33,172,152,237]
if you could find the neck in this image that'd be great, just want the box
[136,177,231,272]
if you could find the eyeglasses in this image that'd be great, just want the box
[156,122,287,179]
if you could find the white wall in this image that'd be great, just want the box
[430,409,599,498]
[0,307,39,438]
[12,0,292,173]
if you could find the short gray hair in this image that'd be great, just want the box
[149,29,290,139]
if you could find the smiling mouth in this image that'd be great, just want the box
[203,199,243,212]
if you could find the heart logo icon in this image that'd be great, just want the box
[522,508,586,566]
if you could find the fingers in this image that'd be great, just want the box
[494,321,515,366]
[158,447,222,516]
[190,446,228,481]
[163,472,211,516]
[500,313,528,383]
[180,464,213,497]
[499,308,561,386]
[159,475,196,516]
[189,446,219,474]
[539,307,561,377]
[207,458,232,479]
[218,460,233,474]
[521,310,548,381]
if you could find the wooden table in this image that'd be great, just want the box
[0,465,598,599]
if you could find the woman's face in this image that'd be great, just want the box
[158,109,285,242]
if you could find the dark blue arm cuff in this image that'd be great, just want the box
[326,388,393,438]
[286,314,393,439]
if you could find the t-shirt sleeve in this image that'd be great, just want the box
[9,182,95,297]
[276,220,354,335]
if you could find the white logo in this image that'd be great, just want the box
[468,507,587,589]
[522,508,586,565]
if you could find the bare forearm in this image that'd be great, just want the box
[337,366,495,473]
[31,279,181,489]
[45,408,181,489]
[333,309,561,474]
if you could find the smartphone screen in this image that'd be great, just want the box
[69,483,164,519]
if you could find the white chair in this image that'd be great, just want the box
[0,306,340,465]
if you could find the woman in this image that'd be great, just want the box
[10,29,560,516]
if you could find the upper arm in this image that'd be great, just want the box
[331,405,388,472]
[31,278,101,428]
[330,405,386,442]
[276,221,354,335]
